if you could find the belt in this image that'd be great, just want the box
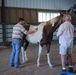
[13,38,21,40]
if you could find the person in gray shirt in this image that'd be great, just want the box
[10,18,38,68]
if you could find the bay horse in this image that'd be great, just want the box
[21,14,64,68]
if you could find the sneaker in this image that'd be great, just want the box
[15,64,20,68]
[62,69,67,72]
[10,64,14,67]
[15,66,19,68]
[68,67,73,73]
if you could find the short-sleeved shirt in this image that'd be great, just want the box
[57,22,74,47]
[12,23,27,39]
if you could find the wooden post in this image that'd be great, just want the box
[1,0,6,42]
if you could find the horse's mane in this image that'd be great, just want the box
[38,15,61,27]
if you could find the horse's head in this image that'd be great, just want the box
[45,14,64,39]
[47,13,64,27]
[40,14,64,45]
[46,13,64,33]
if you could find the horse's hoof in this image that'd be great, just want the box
[22,59,25,63]
[48,64,53,68]
[37,64,40,67]
[22,61,25,63]
[49,65,53,68]
[22,59,28,63]
[25,59,28,62]
[49,66,52,68]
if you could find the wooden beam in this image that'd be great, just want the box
[1,0,5,23]
[1,0,6,42]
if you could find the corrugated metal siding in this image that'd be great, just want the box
[0,24,13,42]
[4,0,76,10]
[6,24,14,42]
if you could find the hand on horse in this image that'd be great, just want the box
[34,28,38,32]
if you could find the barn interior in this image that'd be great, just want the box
[0,0,76,75]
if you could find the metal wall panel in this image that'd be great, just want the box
[0,24,3,42]
[0,24,2,28]
[4,0,76,10]
[6,38,12,42]
[0,28,2,33]
[6,24,14,42]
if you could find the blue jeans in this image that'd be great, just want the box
[10,39,21,67]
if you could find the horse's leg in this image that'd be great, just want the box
[21,39,25,63]
[21,40,29,63]
[24,41,29,62]
[37,44,42,67]
[21,46,25,63]
[46,44,52,68]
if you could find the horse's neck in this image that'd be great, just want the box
[52,17,62,33]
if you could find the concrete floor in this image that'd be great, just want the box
[0,43,76,75]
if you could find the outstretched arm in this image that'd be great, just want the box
[21,25,38,35]
[26,28,38,35]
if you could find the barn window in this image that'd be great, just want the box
[38,12,60,22]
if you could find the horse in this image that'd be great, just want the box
[21,14,64,68]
